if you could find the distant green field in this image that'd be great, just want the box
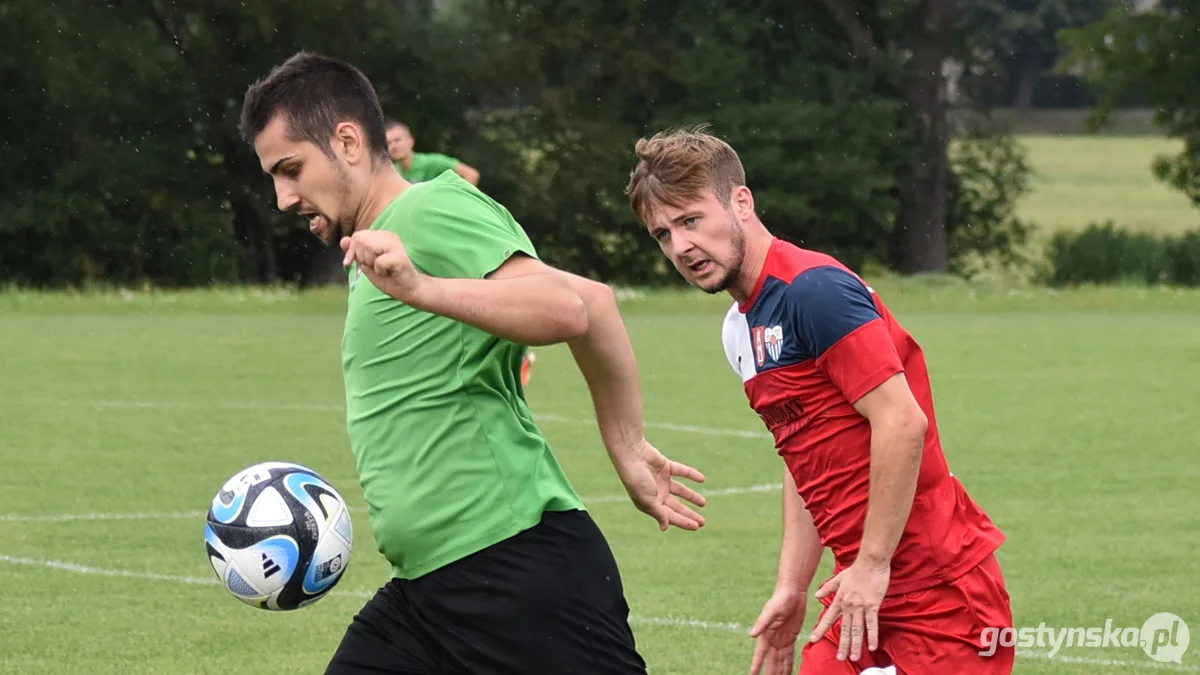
[1015,136,1197,235]
[2,283,1198,674]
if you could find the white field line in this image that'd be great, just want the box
[1015,649,1200,671]
[0,553,745,634]
[5,398,772,440]
[0,483,783,523]
[0,555,1192,672]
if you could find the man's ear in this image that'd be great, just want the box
[332,122,366,164]
[732,185,755,221]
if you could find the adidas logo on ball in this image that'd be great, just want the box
[204,461,355,611]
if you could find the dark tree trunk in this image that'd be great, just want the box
[897,27,952,275]
[1012,50,1040,111]
[817,0,956,275]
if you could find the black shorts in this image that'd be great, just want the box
[324,509,647,675]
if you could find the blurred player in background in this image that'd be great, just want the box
[240,51,707,675]
[386,119,480,185]
[383,118,539,385]
[625,125,1012,675]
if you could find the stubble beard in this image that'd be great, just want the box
[317,162,357,247]
[701,217,746,295]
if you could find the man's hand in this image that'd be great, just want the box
[748,587,807,675]
[809,558,891,662]
[341,230,425,304]
[613,439,707,531]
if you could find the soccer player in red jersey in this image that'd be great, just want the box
[625,125,1013,675]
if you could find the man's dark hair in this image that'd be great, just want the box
[240,51,389,163]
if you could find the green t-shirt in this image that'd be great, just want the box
[394,152,459,183]
[341,171,585,580]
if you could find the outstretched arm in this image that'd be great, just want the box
[554,268,707,531]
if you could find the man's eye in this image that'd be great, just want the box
[685,216,698,225]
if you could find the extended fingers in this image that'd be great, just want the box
[810,598,841,643]
[749,642,766,675]
[669,460,706,484]
[770,646,793,675]
[664,502,704,530]
[669,479,707,507]
[838,609,863,662]
[866,609,879,652]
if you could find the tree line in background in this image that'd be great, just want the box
[0,0,1189,289]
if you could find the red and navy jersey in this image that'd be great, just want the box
[722,238,1005,595]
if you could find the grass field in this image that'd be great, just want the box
[1,279,1198,674]
[1016,136,1197,235]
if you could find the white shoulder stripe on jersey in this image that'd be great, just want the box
[721,303,757,384]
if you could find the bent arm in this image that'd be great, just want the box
[776,466,825,593]
[454,161,481,185]
[782,266,924,574]
[556,271,648,470]
[852,372,927,570]
[409,254,587,346]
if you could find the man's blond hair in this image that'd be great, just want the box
[625,124,746,226]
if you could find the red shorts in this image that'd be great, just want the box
[798,553,1014,675]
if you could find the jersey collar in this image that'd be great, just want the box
[737,237,779,314]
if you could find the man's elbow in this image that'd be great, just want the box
[526,284,588,345]
[556,279,615,343]
[556,291,589,342]
[872,402,928,449]
[899,405,928,447]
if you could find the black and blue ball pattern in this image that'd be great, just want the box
[204,461,353,611]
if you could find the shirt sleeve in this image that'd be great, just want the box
[785,266,903,404]
[428,152,460,175]
[380,182,537,280]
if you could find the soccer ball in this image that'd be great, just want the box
[204,461,353,611]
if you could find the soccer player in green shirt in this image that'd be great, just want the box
[384,118,540,384]
[240,51,707,675]
[385,119,481,185]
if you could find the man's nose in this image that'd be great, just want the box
[672,230,698,254]
[275,181,299,212]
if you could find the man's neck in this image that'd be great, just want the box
[399,154,414,172]
[353,168,411,234]
[728,224,773,306]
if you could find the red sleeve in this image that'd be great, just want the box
[815,319,903,404]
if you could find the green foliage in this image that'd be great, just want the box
[463,0,918,278]
[945,128,1037,276]
[959,0,1119,72]
[1044,222,1200,286]
[0,0,477,288]
[0,0,1037,288]
[1062,2,1200,206]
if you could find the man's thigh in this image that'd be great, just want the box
[798,632,892,674]
[800,554,1014,675]
[884,554,1014,675]
[324,581,445,675]
[414,509,647,675]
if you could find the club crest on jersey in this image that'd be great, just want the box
[751,325,784,366]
